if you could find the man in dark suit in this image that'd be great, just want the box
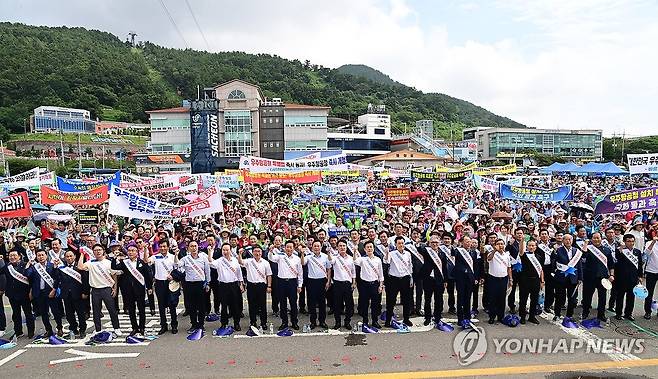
[614,234,644,321]
[420,236,449,326]
[552,234,583,321]
[453,236,481,326]
[581,232,615,322]
[57,249,90,338]
[112,244,153,336]
[0,250,35,338]
[29,249,63,337]
[506,227,525,313]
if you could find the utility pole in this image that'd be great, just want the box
[102,145,106,169]
[621,130,626,163]
[78,132,82,174]
[59,128,65,166]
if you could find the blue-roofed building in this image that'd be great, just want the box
[31,106,96,133]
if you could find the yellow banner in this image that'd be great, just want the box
[435,161,478,172]
[321,170,360,177]
[473,164,517,176]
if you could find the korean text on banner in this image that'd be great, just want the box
[595,186,658,214]
[384,188,411,206]
[239,154,348,173]
[242,170,322,185]
[57,171,120,192]
[500,184,573,202]
[41,185,109,205]
[627,153,658,175]
[0,191,32,218]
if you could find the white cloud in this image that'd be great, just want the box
[1,0,657,136]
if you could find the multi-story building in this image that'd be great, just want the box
[145,106,191,154]
[328,104,391,159]
[259,98,285,160]
[468,127,603,162]
[416,119,433,138]
[31,106,96,133]
[283,103,330,157]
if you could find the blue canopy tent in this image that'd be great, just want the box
[572,162,628,176]
[539,162,581,175]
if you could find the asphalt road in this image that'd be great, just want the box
[2,292,658,379]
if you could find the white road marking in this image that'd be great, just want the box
[539,313,640,361]
[49,348,140,365]
[0,349,27,367]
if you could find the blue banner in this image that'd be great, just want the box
[500,184,573,202]
[57,172,121,192]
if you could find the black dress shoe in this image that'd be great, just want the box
[182,310,189,317]
[319,323,329,329]
[27,332,34,339]
[291,324,300,330]
[278,324,288,331]
[186,327,196,334]
[328,309,334,315]
[448,308,456,314]
[553,316,560,321]
[299,308,307,314]
[171,328,178,334]
[644,313,652,320]
[615,315,623,320]
[520,318,526,325]
[129,330,138,336]
[598,316,608,323]
[158,327,169,335]
[624,315,636,322]
[423,319,431,326]
[309,323,317,330]
[488,318,495,324]
[233,324,242,331]
[332,323,341,330]
[344,323,352,330]
[150,310,156,316]
[607,306,615,312]
[371,322,382,329]
[403,319,413,327]
[528,318,540,325]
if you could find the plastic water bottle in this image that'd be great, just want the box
[269,322,274,335]
[303,324,309,333]
[357,321,363,332]
[538,290,545,307]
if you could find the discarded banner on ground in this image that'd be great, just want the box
[0,191,32,218]
[239,154,348,173]
[384,187,411,206]
[57,171,121,192]
[500,184,573,202]
[627,153,658,175]
[242,170,322,185]
[472,174,522,193]
[473,164,517,176]
[594,186,658,214]
[78,209,100,225]
[41,185,109,205]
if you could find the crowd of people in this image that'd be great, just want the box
[0,172,657,341]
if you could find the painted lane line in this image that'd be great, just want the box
[0,349,27,367]
[49,348,141,365]
[539,313,639,361]
[26,342,150,348]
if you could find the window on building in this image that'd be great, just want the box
[275,142,280,148]
[228,89,246,100]
[275,118,279,123]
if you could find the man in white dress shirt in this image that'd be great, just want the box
[268,240,303,330]
[237,245,272,329]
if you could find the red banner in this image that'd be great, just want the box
[41,185,109,205]
[0,191,32,218]
[384,187,411,206]
[242,170,322,185]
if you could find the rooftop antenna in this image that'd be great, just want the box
[128,31,137,47]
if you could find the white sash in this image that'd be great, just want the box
[587,245,608,268]
[375,243,386,257]
[188,257,206,280]
[35,262,55,288]
[8,265,29,285]
[282,255,299,276]
[309,255,327,277]
[405,243,425,264]
[347,241,358,256]
[363,257,379,279]
[336,255,352,278]
[426,246,443,277]
[221,258,240,282]
[538,243,553,265]
[91,260,115,286]
[457,248,474,273]
[250,260,267,281]
[26,249,36,261]
[125,260,145,286]
[556,249,582,272]
[439,245,455,266]
[391,250,412,277]
[59,265,82,284]
[493,252,508,267]
[525,253,542,277]
[621,248,638,269]
[48,249,61,263]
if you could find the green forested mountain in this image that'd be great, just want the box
[336,64,403,87]
[0,22,525,139]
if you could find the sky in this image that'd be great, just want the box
[2,0,657,137]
